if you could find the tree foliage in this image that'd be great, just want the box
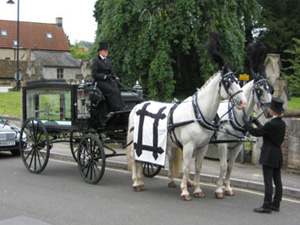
[282,38,300,97]
[256,0,300,66]
[70,43,90,59]
[93,0,260,100]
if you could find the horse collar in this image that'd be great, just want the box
[192,93,219,131]
[228,101,246,133]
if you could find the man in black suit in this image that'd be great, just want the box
[244,98,286,213]
[91,42,125,111]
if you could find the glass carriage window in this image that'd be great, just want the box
[26,88,72,122]
[57,68,64,79]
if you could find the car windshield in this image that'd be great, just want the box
[0,118,3,123]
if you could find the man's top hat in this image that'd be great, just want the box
[98,42,108,51]
[270,97,284,114]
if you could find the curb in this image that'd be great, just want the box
[49,152,300,200]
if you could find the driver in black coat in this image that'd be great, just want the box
[91,42,125,111]
[244,98,286,214]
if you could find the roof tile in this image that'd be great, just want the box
[0,20,70,51]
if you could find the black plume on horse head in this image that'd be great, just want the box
[206,32,228,73]
[246,42,267,78]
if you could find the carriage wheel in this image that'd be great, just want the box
[19,117,50,174]
[143,163,162,178]
[77,134,106,184]
[70,131,84,162]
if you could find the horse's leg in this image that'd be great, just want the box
[224,144,242,196]
[131,148,146,192]
[180,145,194,201]
[132,161,146,191]
[167,147,177,188]
[215,144,228,199]
[193,145,208,198]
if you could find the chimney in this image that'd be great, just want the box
[56,17,63,27]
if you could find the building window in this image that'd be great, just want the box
[1,30,8,37]
[13,40,18,47]
[57,68,64,79]
[46,33,53,39]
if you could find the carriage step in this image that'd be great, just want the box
[105,112,115,122]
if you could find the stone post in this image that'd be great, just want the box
[252,54,289,165]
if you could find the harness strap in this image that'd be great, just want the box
[168,102,183,149]
[192,93,219,131]
[228,101,246,134]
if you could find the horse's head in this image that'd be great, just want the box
[253,76,273,116]
[219,71,247,110]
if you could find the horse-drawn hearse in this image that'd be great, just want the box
[18,33,273,201]
[19,79,161,184]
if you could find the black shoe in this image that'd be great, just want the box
[271,205,280,212]
[253,206,272,214]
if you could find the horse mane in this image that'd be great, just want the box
[246,42,267,77]
[197,72,219,92]
[206,32,228,73]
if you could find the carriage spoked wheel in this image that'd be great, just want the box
[77,134,106,184]
[70,131,84,162]
[19,117,50,174]
[143,163,162,178]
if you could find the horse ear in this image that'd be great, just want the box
[250,68,258,80]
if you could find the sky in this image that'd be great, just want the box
[0,0,98,44]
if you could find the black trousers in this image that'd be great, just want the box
[96,80,125,111]
[262,165,282,207]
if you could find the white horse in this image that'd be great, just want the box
[213,75,273,198]
[127,68,247,200]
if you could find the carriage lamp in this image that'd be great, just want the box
[133,81,143,98]
[7,0,21,91]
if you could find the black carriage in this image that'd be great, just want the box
[19,79,160,184]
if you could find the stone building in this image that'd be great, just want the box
[0,18,82,86]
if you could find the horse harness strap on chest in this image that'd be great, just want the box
[227,101,246,134]
[191,93,219,131]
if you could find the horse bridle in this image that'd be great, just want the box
[253,78,273,107]
[219,71,243,104]
[252,78,273,119]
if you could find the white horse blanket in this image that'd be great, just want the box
[133,101,174,166]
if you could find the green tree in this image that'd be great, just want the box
[256,0,300,65]
[93,0,260,100]
[70,43,90,59]
[282,38,300,96]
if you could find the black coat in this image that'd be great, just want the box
[91,56,124,111]
[91,56,117,81]
[248,117,286,168]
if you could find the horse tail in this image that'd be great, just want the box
[172,148,182,177]
[126,110,134,172]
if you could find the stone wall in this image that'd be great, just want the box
[283,112,300,173]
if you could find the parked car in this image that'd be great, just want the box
[0,117,26,156]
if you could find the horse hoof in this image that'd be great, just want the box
[225,190,235,196]
[180,195,192,201]
[193,192,205,198]
[133,185,147,192]
[215,192,224,199]
[168,181,177,188]
[187,181,193,188]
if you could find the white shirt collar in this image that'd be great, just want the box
[99,54,106,60]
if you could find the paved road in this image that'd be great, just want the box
[1,153,300,225]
